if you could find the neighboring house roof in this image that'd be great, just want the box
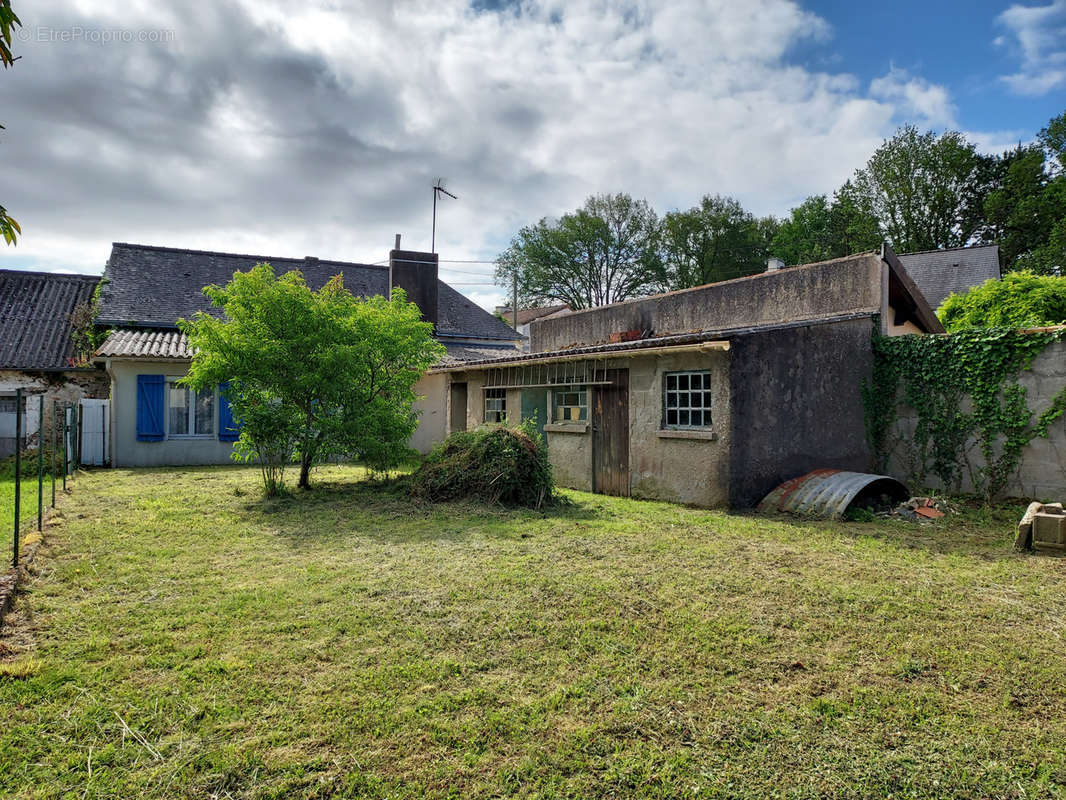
[97,242,519,342]
[497,304,570,327]
[0,269,100,370]
[897,244,1001,311]
[97,327,520,365]
[437,282,524,342]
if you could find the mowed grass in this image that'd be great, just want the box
[0,470,52,538]
[2,466,1066,799]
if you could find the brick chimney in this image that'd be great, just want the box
[389,235,438,327]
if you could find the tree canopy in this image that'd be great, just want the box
[495,193,661,309]
[938,271,1066,332]
[1,0,20,245]
[659,195,775,288]
[180,264,443,493]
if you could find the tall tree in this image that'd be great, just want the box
[851,125,986,252]
[495,193,660,309]
[0,0,20,245]
[659,194,771,288]
[181,264,443,493]
[771,188,884,267]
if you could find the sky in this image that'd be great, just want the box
[0,0,1063,310]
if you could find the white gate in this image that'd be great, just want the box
[79,399,110,466]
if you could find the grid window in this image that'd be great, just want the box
[552,386,588,423]
[168,381,215,437]
[484,388,507,424]
[0,395,25,414]
[664,371,713,429]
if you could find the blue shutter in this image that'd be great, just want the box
[136,374,165,441]
[218,381,241,442]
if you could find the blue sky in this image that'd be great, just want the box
[798,0,1062,139]
[0,0,1063,308]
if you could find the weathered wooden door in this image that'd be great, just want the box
[521,389,548,447]
[592,370,629,496]
[449,382,467,433]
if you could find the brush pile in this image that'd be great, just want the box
[409,424,555,508]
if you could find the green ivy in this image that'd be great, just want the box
[863,326,1066,499]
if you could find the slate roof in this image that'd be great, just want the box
[97,327,520,365]
[497,304,570,326]
[0,269,101,370]
[97,243,519,342]
[897,244,1001,311]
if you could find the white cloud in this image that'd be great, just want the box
[869,67,957,128]
[0,0,1018,307]
[996,0,1066,96]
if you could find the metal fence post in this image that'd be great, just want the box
[51,401,57,507]
[37,395,44,531]
[76,402,83,469]
[13,388,22,568]
[61,403,68,492]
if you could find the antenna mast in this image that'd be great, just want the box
[431,178,457,253]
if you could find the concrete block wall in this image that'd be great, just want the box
[529,254,883,352]
[887,339,1066,500]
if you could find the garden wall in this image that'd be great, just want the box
[885,339,1066,500]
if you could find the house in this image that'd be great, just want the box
[494,304,571,350]
[898,244,1001,311]
[94,241,521,467]
[435,245,942,508]
[0,269,109,457]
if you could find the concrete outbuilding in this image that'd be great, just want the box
[437,246,942,508]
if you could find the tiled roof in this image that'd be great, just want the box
[98,242,520,342]
[897,244,1001,311]
[0,269,101,369]
[96,328,192,359]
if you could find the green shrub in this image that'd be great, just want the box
[938,271,1066,331]
[409,421,555,508]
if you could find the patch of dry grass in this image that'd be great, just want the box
[1,465,1065,798]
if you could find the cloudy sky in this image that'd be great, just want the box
[1,0,1064,309]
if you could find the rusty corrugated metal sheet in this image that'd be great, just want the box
[757,469,908,520]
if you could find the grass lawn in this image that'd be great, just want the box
[2,466,1066,798]
[0,469,54,542]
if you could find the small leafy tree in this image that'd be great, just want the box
[938,271,1066,331]
[1,0,21,246]
[181,263,444,493]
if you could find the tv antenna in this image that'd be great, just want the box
[431,178,457,253]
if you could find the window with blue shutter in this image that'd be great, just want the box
[136,374,165,441]
[218,381,241,442]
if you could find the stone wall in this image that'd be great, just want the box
[529,254,883,352]
[886,339,1066,500]
[728,316,877,508]
[0,368,109,457]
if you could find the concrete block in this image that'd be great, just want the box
[1033,511,1066,551]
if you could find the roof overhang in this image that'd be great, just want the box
[882,244,945,334]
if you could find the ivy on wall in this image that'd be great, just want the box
[863,326,1066,499]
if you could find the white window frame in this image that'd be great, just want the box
[663,370,713,430]
[166,378,216,440]
[552,385,588,423]
[484,388,507,424]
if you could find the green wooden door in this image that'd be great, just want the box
[521,389,548,448]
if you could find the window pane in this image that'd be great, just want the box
[666,375,677,390]
[691,410,703,427]
[667,409,678,425]
[679,410,689,426]
[703,391,713,408]
[667,393,678,408]
[169,385,189,435]
[195,388,214,435]
[690,373,703,390]
[678,374,689,390]
[679,392,689,408]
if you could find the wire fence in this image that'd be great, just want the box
[2,388,81,569]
